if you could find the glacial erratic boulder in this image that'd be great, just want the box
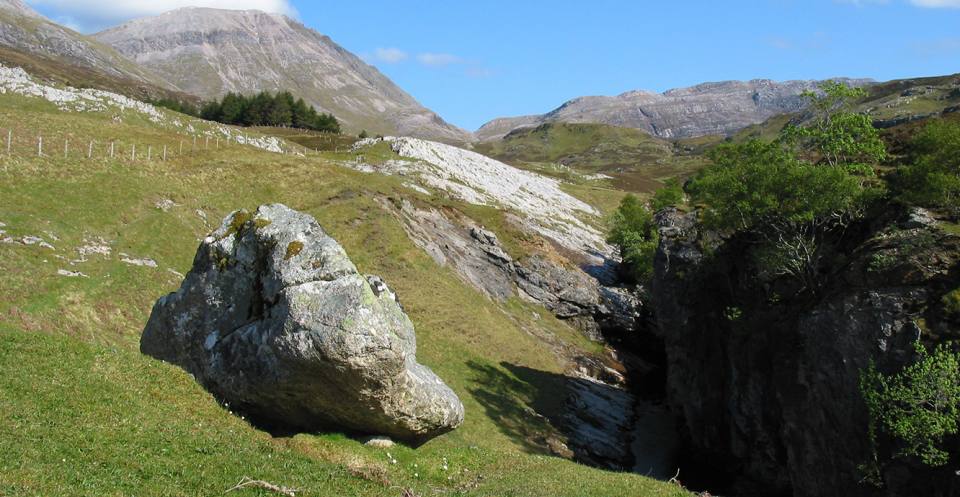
[141,204,464,443]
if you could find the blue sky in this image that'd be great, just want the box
[25,0,960,130]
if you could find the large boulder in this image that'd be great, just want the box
[141,204,464,443]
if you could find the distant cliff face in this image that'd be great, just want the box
[476,79,870,141]
[0,0,173,88]
[95,8,471,143]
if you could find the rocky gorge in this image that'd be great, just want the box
[646,206,960,497]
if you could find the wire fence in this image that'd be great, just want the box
[0,126,328,167]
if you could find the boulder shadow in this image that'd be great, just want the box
[466,360,663,472]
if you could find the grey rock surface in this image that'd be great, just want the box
[385,197,639,340]
[0,1,174,89]
[141,204,464,442]
[0,0,39,18]
[95,8,470,143]
[477,78,871,141]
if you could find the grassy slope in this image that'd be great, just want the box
[0,92,688,496]
[473,122,706,197]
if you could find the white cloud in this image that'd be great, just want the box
[25,0,297,32]
[416,53,462,66]
[372,47,408,63]
[910,0,960,7]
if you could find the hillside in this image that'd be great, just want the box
[473,122,708,194]
[94,8,471,143]
[0,0,175,91]
[476,78,870,141]
[0,64,691,496]
[732,73,960,144]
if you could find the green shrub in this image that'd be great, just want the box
[942,288,960,316]
[607,194,659,282]
[651,179,684,211]
[861,342,960,468]
[897,120,960,210]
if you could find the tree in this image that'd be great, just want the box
[200,100,222,122]
[194,91,341,133]
[651,178,684,211]
[266,92,293,127]
[607,194,659,283]
[243,91,273,126]
[313,112,341,134]
[896,120,960,210]
[781,81,886,167]
[690,81,884,290]
[861,343,960,472]
[359,130,369,139]
[291,97,312,129]
[219,93,245,125]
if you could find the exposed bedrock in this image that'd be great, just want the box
[651,207,960,497]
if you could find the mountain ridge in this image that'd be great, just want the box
[94,7,471,143]
[0,0,177,90]
[476,78,873,141]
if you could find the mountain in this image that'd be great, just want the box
[0,0,175,89]
[476,79,871,141]
[94,8,471,143]
[0,0,40,18]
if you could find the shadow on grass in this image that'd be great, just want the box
[465,361,572,455]
[466,360,639,467]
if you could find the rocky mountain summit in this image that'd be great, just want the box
[141,204,464,442]
[477,78,870,141]
[0,0,38,18]
[95,8,471,143]
[0,0,173,89]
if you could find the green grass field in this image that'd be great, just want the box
[0,90,690,496]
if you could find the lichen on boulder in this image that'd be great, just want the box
[141,203,464,442]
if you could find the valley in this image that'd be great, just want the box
[1,2,959,497]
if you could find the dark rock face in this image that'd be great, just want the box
[650,208,960,497]
[141,204,464,443]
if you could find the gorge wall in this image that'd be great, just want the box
[647,207,960,497]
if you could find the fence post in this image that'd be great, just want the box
[179,140,183,155]
[132,144,136,161]
[193,136,196,153]
[38,135,42,157]
[88,141,93,159]
[163,145,167,162]
[110,141,115,158]
[64,139,69,159]
[205,137,209,150]
[148,146,152,161]
[216,137,219,149]
[6,129,11,156]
